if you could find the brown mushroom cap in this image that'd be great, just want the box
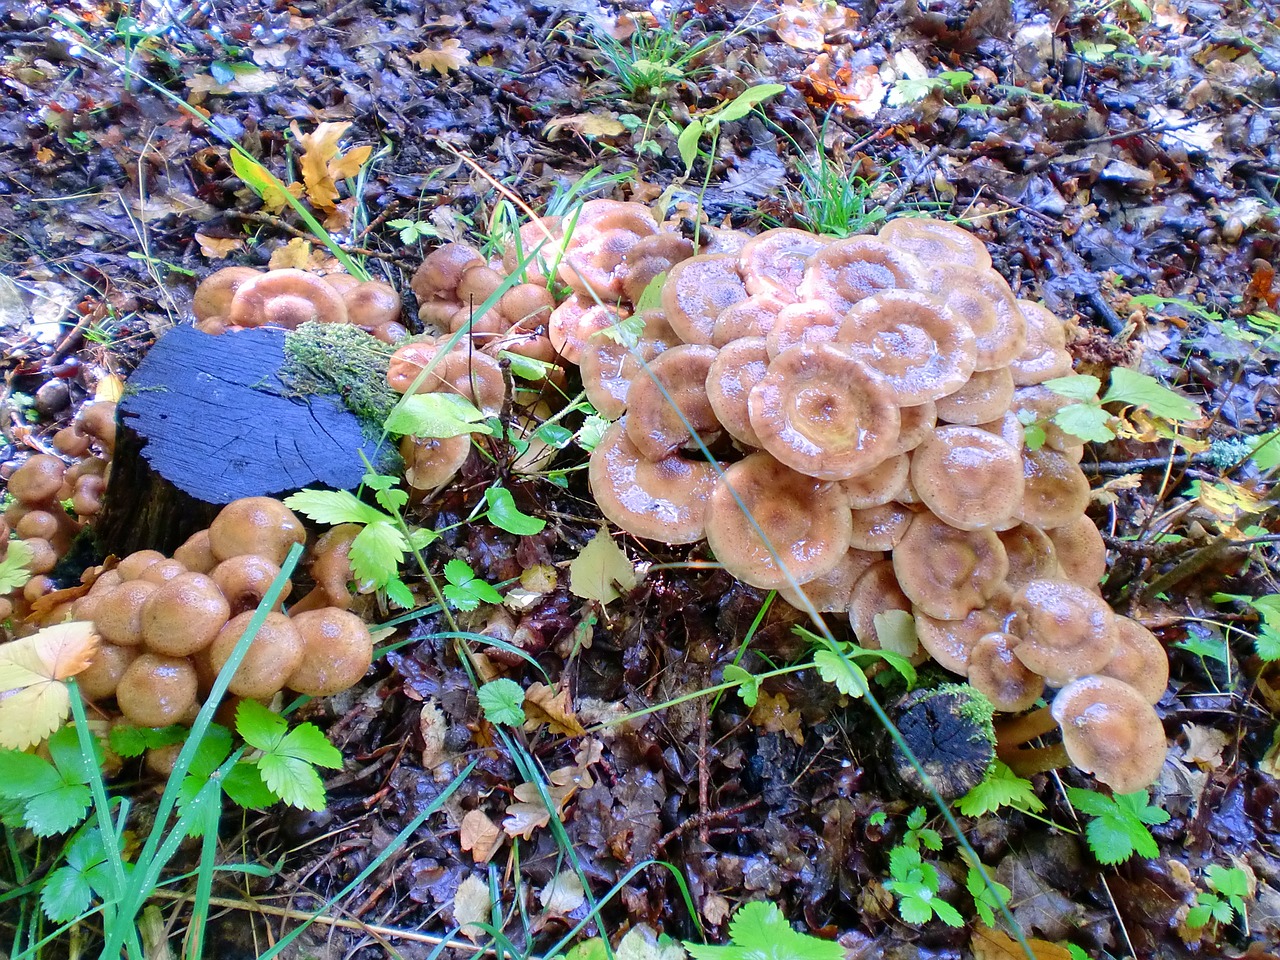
[847,560,912,649]
[549,296,625,365]
[78,642,140,700]
[413,242,484,300]
[624,344,722,460]
[208,610,305,699]
[401,346,506,418]
[915,591,1014,675]
[1010,385,1087,456]
[738,228,831,302]
[1051,675,1167,794]
[15,510,61,543]
[848,501,915,552]
[588,420,719,544]
[968,631,1045,712]
[497,283,555,328]
[699,226,752,256]
[998,524,1060,584]
[501,218,565,285]
[286,608,374,697]
[141,572,231,656]
[878,218,993,271]
[705,337,771,448]
[935,366,1015,426]
[22,537,57,575]
[890,401,938,456]
[1100,616,1168,705]
[579,311,680,420]
[749,345,901,481]
[293,523,361,612]
[343,280,402,330]
[208,497,306,567]
[211,555,290,617]
[765,300,844,359]
[323,273,362,296]
[1010,300,1073,386]
[975,410,1026,451]
[228,269,350,329]
[778,547,883,613]
[53,425,93,458]
[621,232,696,305]
[117,550,167,581]
[704,452,853,589]
[1018,446,1091,530]
[713,293,787,346]
[76,404,117,452]
[838,290,978,405]
[456,264,506,310]
[575,198,659,236]
[892,511,1009,620]
[72,475,106,518]
[1047,515,1107,589]
[401,434,472,491]
[925,268,1027,372]
[1010,578,1119,685]
[798,237,927,313]
[136,559,189,586]
[385,340,439,394]
[560,227,653,300]
[661,254,748,345]
[93,580,159,646]
[8,454,66,503]
[837,453,908,509]
[193,266,261,322]
[173,529,218,574]
[910,426,1025,531]
[117,653,199,727]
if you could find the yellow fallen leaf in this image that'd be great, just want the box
[328,144,371,182]
[568,528,636,605]
[95,375,125,402]
[451,874,491,941]
[194,232,244,259]
[544,113,627,139]
[971,925,1071,960]
[460,808,503,863]
[0,621,100,750]
[523,681,586,737]
[409,38,471,75]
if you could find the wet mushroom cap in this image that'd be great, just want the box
[1017,446,1091,530]
[548,297,624,365]
[193,266,261,322]
[914,592,1014,675]
[892,512,1009,620]
[286,608,375,697]
[588,420,719,544]
[117,653,199,727]
[1051,675,1167,794]
[209,497,307,567]
[621,232,696,304]
[705,337,771,448]
[661,254,749,345]
[211,555,290,617]
[579,311,679,420]
[1047,515,1107,589]
[765,300,844,359]
[778,547,883,613]
[624,344,722,460]
[136,559,188,586]
[713,293,787,346]
[878,218,992,270]
[208,610,305,700]
[8,455,66,503]
[840,454,910,509]
[412,242,484,300]
[117,550,167,581]
[798,237,927,313]
[749,344,901,481]
[93,580,159,646]
[1010,578,1119,685]
[343,280,402,329]
[738,228,831,302]
[935,366,1015,426]
[847,560,912,649]
[704,452,854,590]
[404,347,506,418]
[998,524,1060,584]
[1100,616,1168,705]
[228,269,350,329]
[928,267,1027,371]
[847,501,914,552]
[889,401,938,456]
[78,642,140,701]
[910,426,1025,531]
[401,434,472,491]
[967,631,1044,712]
[141,573,231,656]
[1011,300,1073,386]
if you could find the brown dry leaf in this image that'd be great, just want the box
[292,121,348,211]
[971,925,1071,960]
[409,38,471,75]
[0,622,100,750]
[419,699,448,769]
[776,0,855,51]
[460,808,503,863]
[451,874,491,941]
[544,113,627,140]
[503,789,551,839]
[749,690,804,745]
[328,145,372,182]
[194,232,244,259]
[27,581,93,621]
[1181,722,1231,769]
[523,681,586,736]
[538,871,586,916]
[35,146,54,163]
[803,55,884,120]
[260,179,305,216]
[95,375,126,402]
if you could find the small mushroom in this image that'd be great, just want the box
[840,454,909,509]
[705,337,771,448]
[117,653,199,727]
[878,218,992,270]
[286,608,375,697]
[228,269,350,329]
[579,311,680,420]
[889,401,938,456]
[343,280,402,334]
[208,610,305,699]
[934,366,1015,426]
[738,228,831,302]
[704,452,853,589]
[1009,578,1118,685]
[142,572,231,656]
[848,501,914,552]
[892,512,1009,620]
[76,403,117,453]
[621,233,695,305]
[998,524,1060,584]
[624,344,721,460]
[1099,616,1168,705]
[847,560,912,649]
[497,283,555,329]
[560,227,653,300]
[8,454,66,503]
[713,293,787,346]
[764,300,844,359]
[136,559,189,585]
[915,592,1014,675]
[117,550,167,581]
[397,346,506,418]
[402,434,472,492]
[1051,675,1167,794]
[194,266,261,322]
[749,344,901,481]
[173,530,218,574]
[208,497,307,567]
[211,555,290,617]
[909,426,1025,531]
[588,420,719,544]
[412,242,484,301]
[548,296,625,365]
[291,523,361,613]
[928,267,1027,371]
[93,580,159,646]
[1046,514,1107,589]
[778,547,883,613]
[661,254,749,345]
[798,237,927,313]
[1010,300,1073,386]
[1010,385,1087,457]
[967,632,1044,712]
[78,642,140,700]
[1017,446,1091,530]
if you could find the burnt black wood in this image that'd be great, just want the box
[95,325,378,556]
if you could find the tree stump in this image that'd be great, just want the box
[95,326,384,557]
[888,684,996,801]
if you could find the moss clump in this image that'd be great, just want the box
[280,322,398,429]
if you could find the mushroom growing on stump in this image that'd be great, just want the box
[208,497,307,567]
[228,269,350,330]
[208,611,305,700]
[286,608,375,697]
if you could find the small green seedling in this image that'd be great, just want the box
[955,761,1045,817]
[477,678,526,727]
[676,84,785,176]
[965,863,1012,927]
[1066,788,1169,865]
[1186,864,1250,932]
[901,806,943,853]
[684,900,844,960]
[442,558,503,612]
[883,846,963,926]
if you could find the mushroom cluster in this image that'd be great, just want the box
[2,402,116,623]
[581,217,1168,793]
[192,265,407,344]
[68,496,374,770]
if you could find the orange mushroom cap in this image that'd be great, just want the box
[1051,675,1167,794]
[738,228,831,302]
[878,217,992,271]
[798,237,927,313]
[1099,616,1168,705]
[892,511,1009,620]
[624,344,722,460]
[968,631,1045,712]
[661,254,749,345]
[705,337,771,449]
[909,426,1025,531]
[228,269,349,329]
[847,560,912,649]
[1009,578,1119,685]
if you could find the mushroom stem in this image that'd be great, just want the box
[993,705,1057,748]
[998,741,1070,779]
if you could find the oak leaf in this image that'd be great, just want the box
[410,39,470,75]
[0,622,100,750]
[194,232,244,259]
[460,808,503,863]
[523,681,586,737]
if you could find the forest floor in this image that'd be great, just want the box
[2,0,1280,958]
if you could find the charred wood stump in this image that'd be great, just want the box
[887,684,996,802]
[95,326,382,557]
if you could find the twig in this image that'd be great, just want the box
[1065,115,1213,147]
[1082,453,1216,476]
[879,146,941,219]
[654,798,762,854]
[1140,535,1240,600]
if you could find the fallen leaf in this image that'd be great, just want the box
[569,528,637,606]
[194,232,244,259]
[1181,722,1230,769]
[460,808,503,864]
[971,925,1071,960]
[419,699,448,768]
[35,146,54,163]
[409,38,470,75]
[451,874,491,941]
[292,121,349,211]
[776,0,855,51]
[95,375,125,402]
[268,238,322,271]
[523,682,586,736]
[544,113,627,139]
[539,870,586,916]
[803,54,884,120]
[0,622,100,750]
[503,794,550,839]
[749,690,804,745]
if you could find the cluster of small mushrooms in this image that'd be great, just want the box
[1,401,116,622]
[191,265,407,344]
[62,497,373,769]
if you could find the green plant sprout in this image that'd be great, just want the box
[887,70,972,107]
[1032,369,1201,447]
[1066,788,1169,865]
[956,761,1046,818]
[900,807,944,853]
[443,559,504,612]
[965,862,1012,927]
[590,17,722,101]
[684,900,843,960]
[1185,865,1250,933]
[478,678,526,727]
[883,845,963,926]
